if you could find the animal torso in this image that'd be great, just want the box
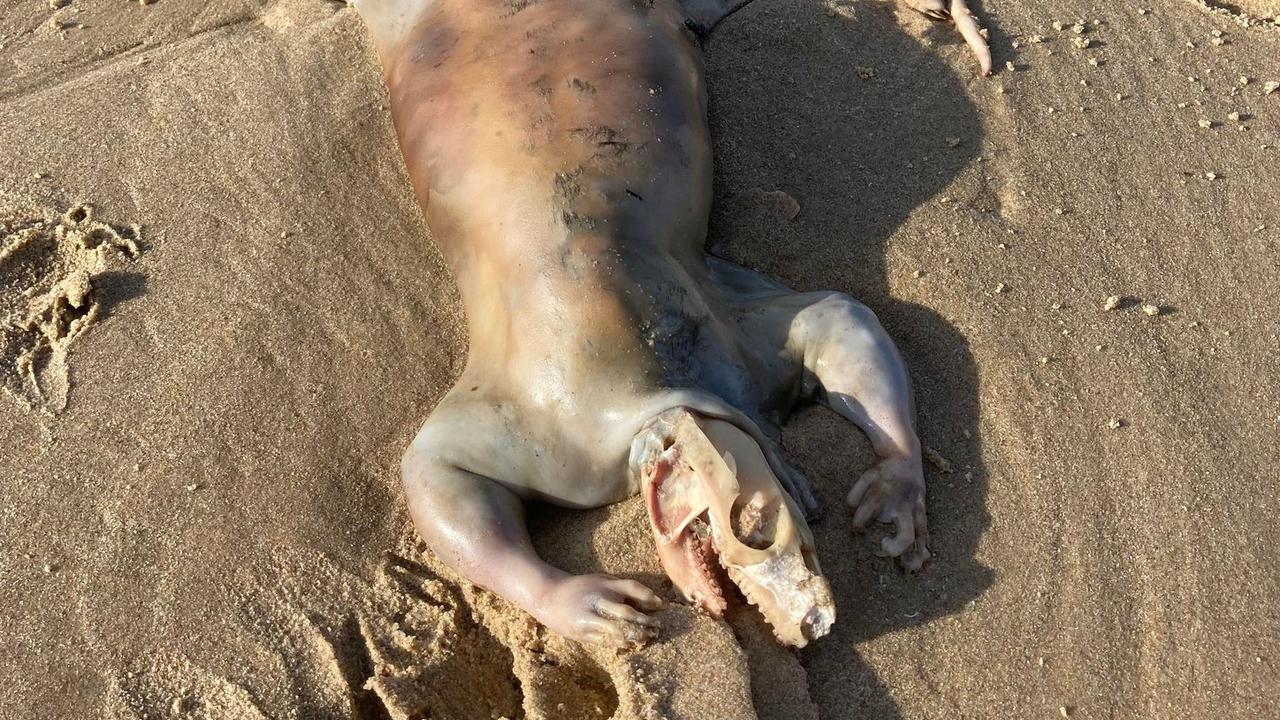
[386,0,792,506]
[358,0,958,647]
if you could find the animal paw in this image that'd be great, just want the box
[535,574,663,649]
[847,453,931,571]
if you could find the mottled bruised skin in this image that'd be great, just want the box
[388,0,783,508]
[356,0,989,647]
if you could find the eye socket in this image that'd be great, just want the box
[730,494,779,550]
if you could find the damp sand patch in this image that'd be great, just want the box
[0,204,141,413]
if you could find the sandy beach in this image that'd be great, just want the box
[2,0,1278,718]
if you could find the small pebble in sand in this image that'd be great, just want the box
[913,269,924,278]
[1060,707,1072,718]
[923,446,953,473]
[1087,57,1099,67]
[1142,304,1161,316]
[43,563,55,573]
[747,189,801,220]
[1073,37,1090,50]
[186,483,200,491]
[1095,344,1105,351]
[1103,295,1122,311]
[1210,37,1225,46]
[947,136,962,148]
[1052,20,1065,31]
[1038,356,1050,365]
[1198,119,1215,129]
[1204,171,1217,180]
[1239,76,1251,86]
[1264,81,1279,95]
[1006,60,1016,72]
[1072,23,1085,34]
[1228,111,1241,121]
[1107,418,1125,430]
[1137,8,1149,15]
[995,283,1007,293]
[1028,34,1045,44]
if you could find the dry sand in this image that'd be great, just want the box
[2,0,1278,718]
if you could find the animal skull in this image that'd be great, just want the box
[629,408,834,647]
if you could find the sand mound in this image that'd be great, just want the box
[0,204,140,413]
[93,524,763,720]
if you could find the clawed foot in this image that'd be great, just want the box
[848,453,931,571]
[903,0,993,76]
[535,574,663,649]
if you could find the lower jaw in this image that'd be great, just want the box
[679,520,732,615]
[668,518,834,647]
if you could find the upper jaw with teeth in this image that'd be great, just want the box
[629,409,835,647]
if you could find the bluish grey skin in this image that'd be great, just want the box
[352,0,989,648]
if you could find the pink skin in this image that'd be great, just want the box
[355,0,987,647]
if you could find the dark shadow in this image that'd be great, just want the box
[701,0,994,717]
[93,270,148,320]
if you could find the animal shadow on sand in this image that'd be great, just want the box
[536,1,995,717]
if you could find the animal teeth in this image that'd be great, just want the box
[686,520,727,609]
[717,549,833,647]
[723,563,791,644]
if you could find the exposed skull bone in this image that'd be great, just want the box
[629,409,834,647]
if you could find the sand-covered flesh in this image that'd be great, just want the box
[2,0,1278,718]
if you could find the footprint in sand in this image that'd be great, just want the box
[0,204,142,413]
[1184,1,1279,26]
[105,543,625,720]
[336,550,622,720]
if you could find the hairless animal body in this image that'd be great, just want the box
[352,0,989,648]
